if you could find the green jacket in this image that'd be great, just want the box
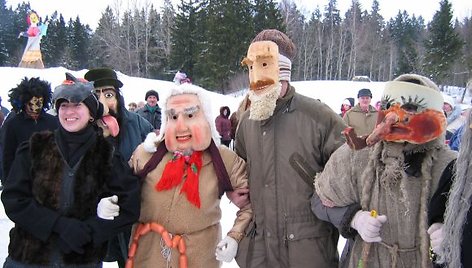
[235,85,346,267]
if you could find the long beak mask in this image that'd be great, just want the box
[366,81,446,145]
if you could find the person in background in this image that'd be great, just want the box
[443,95,462,140]
[0,96,10,118]
[127,83,252,267]
[137,101,145,110]
[127,102,137,112]
[340,97,354,117]
[84,67,153,268]
[1,77,59,183]
[215,106,232,147]
[1,73,140,268]
[428,102,472,268]
[314,74,456,268]
[235,29,346,267]
[343,88,378,136]
[136,90,161,132]
[375,100,381,111]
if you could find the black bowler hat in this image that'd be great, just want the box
[84,68,123,90]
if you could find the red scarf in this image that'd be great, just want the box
[156,151,203,208]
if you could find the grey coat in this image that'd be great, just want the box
[315,140,457,268]
[234,86,346,268]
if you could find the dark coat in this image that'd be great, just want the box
[118,108,154,161]
[136,104,161,130]
[1,111,58,180]
[1,130,140,266]
[234,85,346,267]
[428,160,472,267]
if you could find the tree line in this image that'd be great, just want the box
[0,0,470,92]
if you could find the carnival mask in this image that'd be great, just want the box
[164,94,211,152]
[366,81,446,145]
[93,86,119,137]
[26,96,43,117]
[242,41,281,121]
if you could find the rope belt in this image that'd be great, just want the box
[379,241,417,268]
[125,222,188,268]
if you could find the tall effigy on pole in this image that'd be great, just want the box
[18,10,48,69]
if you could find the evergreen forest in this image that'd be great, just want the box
[0,0,471,92]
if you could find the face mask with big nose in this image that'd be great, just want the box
[93,86,120,137]
[241,41,282,121]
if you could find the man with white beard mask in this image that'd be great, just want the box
[234,29,347,268]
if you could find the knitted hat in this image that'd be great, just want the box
[252,29,296,60]
[443,94,455,109]
[145,90,159,101]
[53,73,104,120]
[84,68,123,90]
[252,29,296,82]
[357,88,372,98]
[343,97,355,106]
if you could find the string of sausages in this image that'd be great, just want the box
[125,222,187,268]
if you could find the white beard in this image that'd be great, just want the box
[248,83,282,121]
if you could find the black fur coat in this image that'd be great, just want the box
[1,130,140,265]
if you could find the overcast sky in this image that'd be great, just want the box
[5,0,472,29]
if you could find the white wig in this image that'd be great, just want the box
[143,83,221,153]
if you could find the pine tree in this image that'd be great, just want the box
[423,0,463,85]
[201,0,253,91]
[170,0,207,81]
[253,0,284,34]
[42,12,68,67]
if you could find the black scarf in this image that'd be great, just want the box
[56,124,97,167]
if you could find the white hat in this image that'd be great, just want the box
[443,94,455,109]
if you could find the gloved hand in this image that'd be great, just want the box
[97,195,119,220]
[215,236,238,262]
[350,210,387,242]
[427,223,444,253]
[53,217,92,254]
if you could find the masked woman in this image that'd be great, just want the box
[1,73,140,268]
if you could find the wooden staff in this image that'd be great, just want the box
[357,210,377,268]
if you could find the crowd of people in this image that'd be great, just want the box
[0,28,470,268]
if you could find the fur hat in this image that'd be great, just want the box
[53,73,103,120]
[145,90,159,101]
[84,68,123,90]
[8,77,52,113]
[144,83,221,152]
[357,88,372,98]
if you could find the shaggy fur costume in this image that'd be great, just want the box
[8,131,112,265]
[315,138,456,268]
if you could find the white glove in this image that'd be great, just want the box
[427,223,444,253]
[350,210,387,242]
[97,195,119,220]
[215,236,238,262]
